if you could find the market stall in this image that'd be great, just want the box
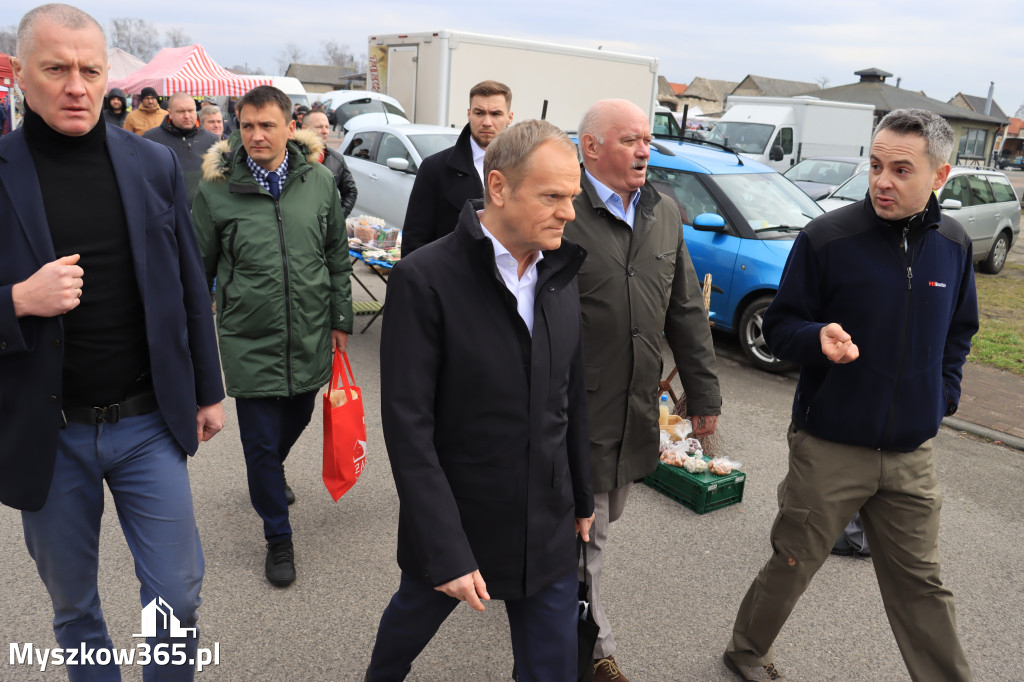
[108,44,271,96]
[107,47,147,82]
[347,216,401,333]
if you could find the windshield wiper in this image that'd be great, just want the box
[754,225,804,233]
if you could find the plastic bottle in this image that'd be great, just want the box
[659,392,671,420]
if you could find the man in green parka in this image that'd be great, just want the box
[192,85,353,587]
[565,99,723,682]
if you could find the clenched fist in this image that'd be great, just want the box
[12,254,85,318]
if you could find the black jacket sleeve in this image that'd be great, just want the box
[336,154,358,218]
[379,261,478,585]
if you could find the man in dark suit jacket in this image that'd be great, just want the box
[1,6,224,680]
[367,119,594,682]
[400,80,513,257]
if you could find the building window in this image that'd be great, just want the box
[957,128,988,159]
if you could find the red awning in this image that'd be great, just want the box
[108,44,271,97]
[0,54,13,85]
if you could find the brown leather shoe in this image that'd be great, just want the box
[723,652,787,680]
[593,656,629,682]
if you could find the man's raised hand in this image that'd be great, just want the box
[12,254,84,318]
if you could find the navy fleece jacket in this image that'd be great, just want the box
[764,193,979,452]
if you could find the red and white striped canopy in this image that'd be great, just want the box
[109,44,271,97]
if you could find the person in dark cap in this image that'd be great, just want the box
[124,85,165,135]
[293,104,310,128]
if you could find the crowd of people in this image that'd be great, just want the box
[0,3,980,682]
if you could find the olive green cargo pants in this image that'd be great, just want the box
[725,423,972,682]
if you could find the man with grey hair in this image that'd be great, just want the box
[2,4,224,681]
[198,103,227,140]
[566,98,722,682]
[723,108,977,681]
[144,92,218,204]
[366,118,594,681]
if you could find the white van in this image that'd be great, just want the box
[268,76,310,109]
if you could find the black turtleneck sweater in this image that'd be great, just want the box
[23,106,150,406]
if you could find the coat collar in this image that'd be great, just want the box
[578,169,663,259]
[447,124,480,183]
[453,199,586,287]
[0,129,53,265]
[0,125,150,288]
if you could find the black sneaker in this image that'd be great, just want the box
[265,539,296,587]
[283,473,296,505]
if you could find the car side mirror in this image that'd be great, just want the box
[386,157,412,173]
[940,198,962,210]
[692,212,726,232]
[769,145,784,162]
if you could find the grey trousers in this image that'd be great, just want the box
[578,483,631,660]
[726,424,972,682]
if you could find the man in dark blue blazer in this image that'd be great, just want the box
[0,5,224,680]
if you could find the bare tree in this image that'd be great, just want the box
[228,64,267,76]
[275,42,306,74]
[1016,102,1024,119]
[320,40,355,68]
[164,27,192,49]
[0,25,16,55]
[814,75,830,89]
[109,17,160,61]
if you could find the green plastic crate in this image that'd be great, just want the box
[643,457,745,514]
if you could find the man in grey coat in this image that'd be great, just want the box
[564,99,722,682]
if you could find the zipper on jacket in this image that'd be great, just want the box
[274,196,294,395]
[219,226,240,313]
[881,228,917,446]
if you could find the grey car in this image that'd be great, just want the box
[783,156,869,201]
[341,123,461,230]
[818,167,1021,274]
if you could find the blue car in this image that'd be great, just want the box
[645,138,824,371]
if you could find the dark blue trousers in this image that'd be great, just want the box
[366,570,577,682]
[235,391,317,542]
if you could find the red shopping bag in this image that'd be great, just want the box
[322,349,367,501]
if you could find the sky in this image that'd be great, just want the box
[5,0,1024,119]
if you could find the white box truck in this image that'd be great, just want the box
[367,30,659,131]
[706,96,876,171]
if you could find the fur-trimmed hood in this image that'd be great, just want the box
[201,126,324,182]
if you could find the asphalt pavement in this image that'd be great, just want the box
[2,268,1023,682]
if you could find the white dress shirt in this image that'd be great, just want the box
[470,136,487,186]
[479,218,544,336]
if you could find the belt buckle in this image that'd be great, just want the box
[95,403,120,424]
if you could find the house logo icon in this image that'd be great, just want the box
[133,597,197,638]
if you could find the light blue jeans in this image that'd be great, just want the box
[22,411,204,682]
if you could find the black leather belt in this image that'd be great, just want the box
[63,390,158,425]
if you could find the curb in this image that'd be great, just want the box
[942,416,1024,452]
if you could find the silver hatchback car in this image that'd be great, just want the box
[818,167,1021,274]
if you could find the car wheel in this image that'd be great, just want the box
[738,295,796,373]
[980,230,1011,274]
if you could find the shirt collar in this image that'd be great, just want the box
[470,136,487,165]
[246,154,289,189]
[586,170,641,215]
[478,213,544,277]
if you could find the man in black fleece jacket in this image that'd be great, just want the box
[144,91,218,205]
[724,109,977,682]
